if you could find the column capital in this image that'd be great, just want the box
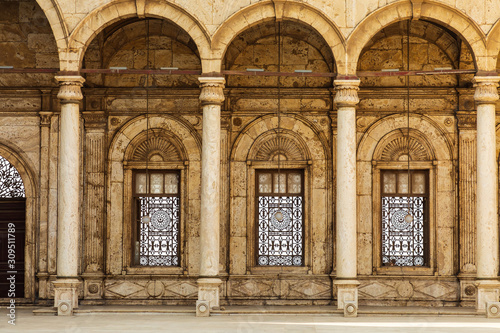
[39,111,53,127]
[334,79,360,108]
[456,111,477,130]
[55,76,85,103]
[199,77,225,106]
[473,76,500,105]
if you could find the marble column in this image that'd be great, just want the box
[474,76,500,311]
[333,79,360,312]
[197,76,225,316]
[52,76,85,316]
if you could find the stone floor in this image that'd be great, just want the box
[2,306,500,332]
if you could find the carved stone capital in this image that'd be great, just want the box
[39,111,53,127]
[199,77,225,106]
[55,76,85,103]
[82,111,107,129]
[456,112,477,129]
[473,76,500,105]
[334,80,360,108]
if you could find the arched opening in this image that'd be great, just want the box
[223,20,335,88]
[0,0,59,86]
[83,18,201,88]
[357,19,475,88]
[0,155,26,299]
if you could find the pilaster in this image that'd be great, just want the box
[456,111,478,305]
[82,111,107,300]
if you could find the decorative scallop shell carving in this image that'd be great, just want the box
[380,137,430,161]
[255,137,304,161]
[132,136,180,162]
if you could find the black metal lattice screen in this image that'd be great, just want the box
[382,196,425,266]
[257,196,303,266]
[139,196,180,266]
[0,156,25,198]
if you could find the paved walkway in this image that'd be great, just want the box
[2,307,500,332]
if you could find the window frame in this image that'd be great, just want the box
[247,162,311,275]
[254,169,305,267]
[132,169,181,267]
[380,169,430,268]
[372,161,436,275]
[123,162,186,275]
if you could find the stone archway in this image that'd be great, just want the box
[345,0,487,74]
[63,0,211,72]
[106,115,201,279]
[211,0,345,73]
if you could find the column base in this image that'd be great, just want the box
[52,278,81,316]
[476,280,500,312]
[197,277,222,313]
[334,279,360,310]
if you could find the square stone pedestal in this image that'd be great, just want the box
[197,277,222,314]
[82,273,104,300]
[52,279,81,316]
[334,280,360,310]
[476,280,500,312]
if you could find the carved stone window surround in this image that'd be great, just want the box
[247,161,312,275]
[372,161,436,276]
[123,164,188,276]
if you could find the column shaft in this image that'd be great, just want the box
[333,79,360,312]
[200,103,221,277]
[57,101,81,277]
[473,76,500,311]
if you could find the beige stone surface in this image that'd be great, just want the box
[3,0,500,315]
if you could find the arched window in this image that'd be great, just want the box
[0,155,26,198]
[125,130,185,268]
[372,130,435,271]
[0,155,26,298]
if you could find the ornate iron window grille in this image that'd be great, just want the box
[381,170,429,267]
[133,171,180,266]
[256,170,304,266]
[0,155,25,198]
